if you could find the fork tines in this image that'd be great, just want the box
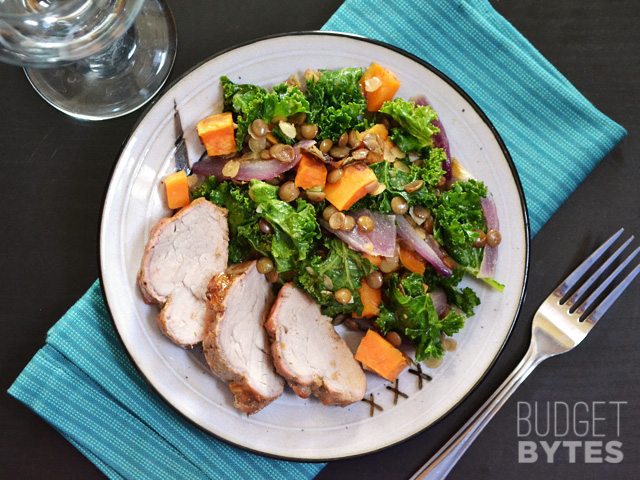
[554,228,640,323]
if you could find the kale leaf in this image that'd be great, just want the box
[221,75,263,110]
[264,83,311,144]
[248,180,320,271]
[389,128,424,153]
[220,76,309,150]
[305,67,368,141]
[423,267,480,317]
[221,76,266,149]
[264,83,310,120]
[297,238,375,317]
[379,98,440,152]
[433,179,487,270]
[376,273,465,361]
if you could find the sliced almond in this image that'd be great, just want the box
[364,76,382,93]
[279,121,297,139]
[286,74,302,89]
[238,151,259,162]
[383,142,406,163]
[404,179,424,193]
[304,144,327,162]
[222,159,241,178]
[366,151,383,164]
[451,156,472,181]
[394,161,410,173]
[363,133,383,153]
[390,145,406,159]
[371,182,387,196]
[408,152,420,162]
[352,148,369,160]
[304,69,320,82]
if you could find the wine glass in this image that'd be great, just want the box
[0,0,177,120]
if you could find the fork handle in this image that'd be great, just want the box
[410,344,544,480]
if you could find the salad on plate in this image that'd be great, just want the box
[138,63,503,413]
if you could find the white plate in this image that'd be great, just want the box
[100,32,529,460]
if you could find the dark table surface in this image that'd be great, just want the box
[1,1,638,479]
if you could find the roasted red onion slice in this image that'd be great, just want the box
[413,95,451,180]
[396,215,452,277]
[430,287,448,317]
[479,195,499,278]
[192,147,301,181]
[320,210,397,257]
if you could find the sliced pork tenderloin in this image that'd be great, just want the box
[265,284,367,406]
[203,261,284,414]
[137,198,229,346]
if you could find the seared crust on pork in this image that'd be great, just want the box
[203,261,284,414]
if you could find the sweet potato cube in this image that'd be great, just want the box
[295,152,327,189]
[360,63,401,112]
[197,112,236,156]
[355,330,410,382]
[164,170,190,209]
[354,280,382,318]
[324,163,378,211]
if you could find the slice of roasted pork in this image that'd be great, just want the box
[265,284,367,406]
[203,261,284,414]
[137,198,229,347]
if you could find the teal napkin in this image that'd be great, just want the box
[9,0,626,478]
[10,282,323,479]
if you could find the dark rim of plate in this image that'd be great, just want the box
[97,30,531,463]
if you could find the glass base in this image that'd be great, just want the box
[24,0,177,121]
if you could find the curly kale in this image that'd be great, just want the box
[379,98,440,152]
[305,67,369,141]
[376,273,466,361]
[433,179,487,270]
[248,180,320,271]
[193,70,505,365]
[220,76,309,149]
[423,267,480,317]
[431,179,504,291]
[297,238,375,317]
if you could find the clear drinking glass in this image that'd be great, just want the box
[0,0,177,120]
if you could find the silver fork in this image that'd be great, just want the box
[411,228,640,480]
